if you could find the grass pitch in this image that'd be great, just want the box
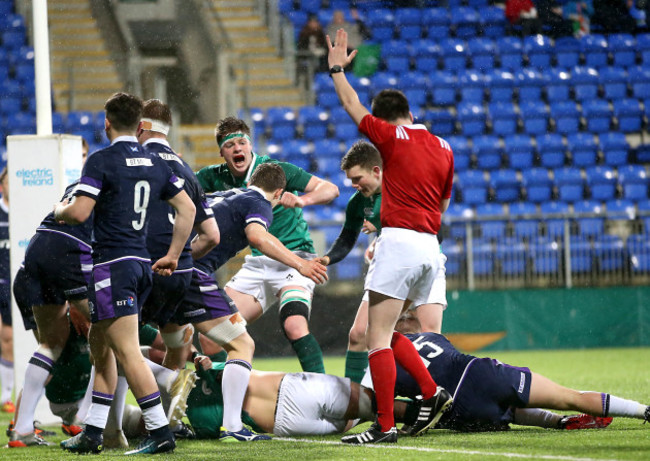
[1,348,649,460]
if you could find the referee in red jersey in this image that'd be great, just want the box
[327,29,455,444]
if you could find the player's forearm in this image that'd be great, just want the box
[300,180,339,206]
[167,206,195,260]
[251,233,306,272]
[332,72,361,113]
[54,202,89,225]
[191,218,220,259]
[325,227,359,265]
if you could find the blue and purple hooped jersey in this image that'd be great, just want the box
[74,136,184,264]
[38,180,93,249]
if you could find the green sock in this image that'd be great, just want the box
[208,350,228,363]
[291,334,325,374]
[344,350,369,383]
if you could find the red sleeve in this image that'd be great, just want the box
[358,114,395,161]
[442,152,454,200]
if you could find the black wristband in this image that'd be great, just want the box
[329,65,344,76]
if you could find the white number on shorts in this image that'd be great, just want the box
[132,180,151,230]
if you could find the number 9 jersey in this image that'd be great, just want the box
[74,136,184,264]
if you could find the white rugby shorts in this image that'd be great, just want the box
[226,253,316,313]
[273,373,351,436]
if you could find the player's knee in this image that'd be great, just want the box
[160,324,194,349]
[36,344,63,364]
[348,323,367,348]
[279,299,311,341]
[225,331,255,358]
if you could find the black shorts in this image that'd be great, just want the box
[22,231,92,306]
[441,358,532,432]
[0,283,10,326]
[141,270,192,327]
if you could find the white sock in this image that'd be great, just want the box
[75,366,95,423]
[144,358,177,393]
[137,391,168,431]
[0,358,14,402]
[605,394,646,418]
[85,391,113,430]
[221,359,252,432]
[106,376,128,432]
[14,351,55,434]
[514,408,563,428]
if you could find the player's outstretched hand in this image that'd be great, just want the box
[299,259,329,284]
[361,219,377,234]
[152,255,178,276]
[279,191,305,209]
[326,28,357,69]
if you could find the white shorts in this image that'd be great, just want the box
[226,253,316,313]
[273,373,351,436]
[413,252,448,309]
[364,228,441,307]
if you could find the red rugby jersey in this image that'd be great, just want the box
[359,114,454,234]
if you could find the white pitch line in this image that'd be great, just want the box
[274,437,621,461]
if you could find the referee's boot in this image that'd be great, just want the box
[341,422,398,444]
[409,386,453,436]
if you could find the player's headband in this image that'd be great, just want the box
[218,132,252,149]
[140,118,170,136]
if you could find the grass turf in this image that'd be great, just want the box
[1,347,648,460]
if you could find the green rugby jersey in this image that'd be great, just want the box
[344,191,382,235]
[186,362,262,438]
[196,154,315,255]
[45,328,91,404]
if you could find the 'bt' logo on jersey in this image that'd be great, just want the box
[117,296,135,307]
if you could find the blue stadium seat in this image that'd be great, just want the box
[300,0,322,14]
[580,34,609,69]
[608,33,636,68]
[567,132,599,168]
[457,103,486,136]
[524,35,553,70]
[476,203,507,239]
[313,139,343,157]
[5,111,35,135]
[334,122,359,143]
[2,30,24,49]
[0,78,21,98]
[605,199,635,219]
[593,235,626,272]
[617,164,647,186]
[381,40,412,73]
[572,66,600,102]
[282,139,311,159]
[581,99,612,134]
[554,36,581,69]
[613,98,642,133]
[450,7,480,39]
[424,109,455,137]
[1,14,24,34]
[467,38,496,72]
[66,110,94,134]
[472,239,494,276]
[569,237,593,273]
[0,1,12,16]
[638,200,650,233]
[573,200,605,237]
[298,106,329,141]
[505,134,535,170]
[370,71,398,96]
[586,166,617,201]
[423,8,450,40]
[516,69,545,101]
[529,238,562,274]
[429,71,457,106]
[544,68,571,103]
[628,66,650,99]
[637,143,650,163]
[599,132,629,166]
[536,133,566,169]
[600,67,628,101]
[286,11,308,38]
[637,34,650,66]
[0,97,21,115]
[490,168,520,203]
[366,9,395,41]
[496,238,527,275]
[397,71,429,109]
[523,168,553,203]
[266,106,296,141]
[444,203,474,240]
[447,135,471,157]
[457,169,488,205]
[395,8,422,40]
[555,167,584,202]
[247,106,265,136]
[510,201,540,239]
[458,70,486,104]
[412,40,440,73]
[439,38,468,72]
[51,112,65,133]
[496,37,523,71]
[519,101,549,136]
[541,201,569,238]
[480,6,506,38]
[472,134,502,170]
[488,102,518,137]
[549,101,581,135]
[443,241,464,275]
[628,234,650,272]
[487,69,516,103]
[316,89,339,109]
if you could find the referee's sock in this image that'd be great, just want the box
[391,331,437,399]
[344,350,368,384]
[291,334,325,374]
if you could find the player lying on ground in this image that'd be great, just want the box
[388,313,650,433]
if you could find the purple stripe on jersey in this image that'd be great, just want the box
[246,213,270,226]
[81,175,102,189]
[136,391,161,404]
[80,244,93,283]
[33,352,55,367]
[169,174,182,188]
[92,391,115,399]
[93,264,115,319]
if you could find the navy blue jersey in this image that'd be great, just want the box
[38,181,93,248]
[194,187,273,274]
[143,140,213,270]
[395,332,475,399]
[74,136,184,264]
[0,199,9,283]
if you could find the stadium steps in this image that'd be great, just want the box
[178,124,222,169]
[207,0,305,109]
[47,0,123,113]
